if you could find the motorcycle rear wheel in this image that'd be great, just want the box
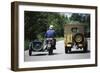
[48,47,53,55]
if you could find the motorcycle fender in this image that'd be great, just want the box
[48,44,51,48]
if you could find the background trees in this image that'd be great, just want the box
[24,11,68,41]
[70,13,90,37]
[24,11,90,50]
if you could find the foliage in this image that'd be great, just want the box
[24,40,30,50]
[24,11,68,41]
[70,13,90,32]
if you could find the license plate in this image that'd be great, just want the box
[67,44,71,47]
[78,44,83,46]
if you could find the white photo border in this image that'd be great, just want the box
[18,4,96,68]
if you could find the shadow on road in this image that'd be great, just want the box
[31,53,60,56]
[68,50,90,54]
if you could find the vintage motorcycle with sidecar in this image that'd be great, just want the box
[29,38,56,56]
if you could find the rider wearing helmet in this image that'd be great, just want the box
[45,25,56,49]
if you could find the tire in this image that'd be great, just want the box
[74,33,84,43]
[83,42,88,52]
[69,48,71,53]
[48,47,53,55]
[29,49,32,56]
[29,42,32,56]
[65,47,71,53]
[65,48,68,54]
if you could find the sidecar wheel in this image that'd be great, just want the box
[29,49,32,56]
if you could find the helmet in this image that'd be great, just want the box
[49,25,53,29]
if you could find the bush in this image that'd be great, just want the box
[24,40,30,50]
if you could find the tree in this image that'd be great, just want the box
[70,13,90,37]
[24,11,68,41]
